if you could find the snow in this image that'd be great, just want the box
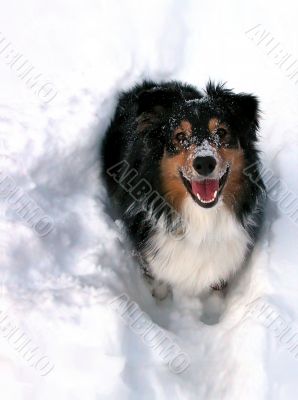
[0,0,298,399]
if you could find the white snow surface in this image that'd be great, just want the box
[0,1,298,399]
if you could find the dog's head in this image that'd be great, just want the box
[136,82,260,212]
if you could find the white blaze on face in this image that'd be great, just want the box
[194,139,217,160]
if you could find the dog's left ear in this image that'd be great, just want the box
[228,93,260,147]
[206,83,260,147]
[136,87,181,132]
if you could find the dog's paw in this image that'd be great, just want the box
[151,281,171,301]
[142,271,171,301]
[210,279,228,291]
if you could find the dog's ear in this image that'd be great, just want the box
[137,87,181,116]
[206,82,260,147]
[228,93,260,148]
[136,87,181,132]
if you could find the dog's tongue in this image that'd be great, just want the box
[191,179,219,202]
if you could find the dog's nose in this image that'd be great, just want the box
[193,156,217,176]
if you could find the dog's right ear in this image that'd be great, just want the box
[136,87,181,132]
[137,87,181,115]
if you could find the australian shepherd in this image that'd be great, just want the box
[101,81,266,299]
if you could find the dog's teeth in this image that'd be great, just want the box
[196,190,218,203]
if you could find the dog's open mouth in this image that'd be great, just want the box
[181,167,229,208]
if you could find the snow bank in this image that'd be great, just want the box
[0,0,298,399]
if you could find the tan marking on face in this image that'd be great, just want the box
[179,120,192,133]
[218,147,245,210]
[172,120,193,148]
[160,144,196,212]
[208,118,229,134]
[208,117,219,132]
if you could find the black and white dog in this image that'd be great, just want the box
[101,81,266,298]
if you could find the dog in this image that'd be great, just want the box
[101,80,266,299]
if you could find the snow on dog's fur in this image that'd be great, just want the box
[101,80,266,297]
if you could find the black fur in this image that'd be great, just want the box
[101,80,266,284]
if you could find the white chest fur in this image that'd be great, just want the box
[144,197,251,296]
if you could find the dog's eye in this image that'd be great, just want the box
[216,128,228,138]
[175,132,186,142]
[217,128,232,143]
[216,128,238,148]
[175,132,191,147]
